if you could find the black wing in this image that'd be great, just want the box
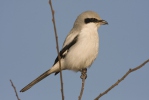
[54,35,79,75]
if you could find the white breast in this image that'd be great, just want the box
[64,23,99,71]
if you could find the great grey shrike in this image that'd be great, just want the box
[20,11,108,92]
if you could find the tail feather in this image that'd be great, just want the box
[20,69,51,92]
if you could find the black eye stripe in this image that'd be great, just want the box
[84,18,99,24]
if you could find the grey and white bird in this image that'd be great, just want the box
[20,11,108,92]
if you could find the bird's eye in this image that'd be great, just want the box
[84,18,99,24]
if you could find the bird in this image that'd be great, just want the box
[20,11,108,92]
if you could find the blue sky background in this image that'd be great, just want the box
[1,0,149,100]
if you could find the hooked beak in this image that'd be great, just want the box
[99,20,108,25]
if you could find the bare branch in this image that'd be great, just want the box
[49,0,64,100]
[10,80,21,100]
[78,68,87,100]
[94,59,149,100]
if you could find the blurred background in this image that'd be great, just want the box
[1,0,149,100]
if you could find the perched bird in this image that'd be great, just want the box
[20,11,108,92]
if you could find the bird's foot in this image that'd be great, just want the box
[80,68,87,79]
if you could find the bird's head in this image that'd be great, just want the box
[73,11,108,30]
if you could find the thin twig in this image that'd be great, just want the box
[79,69,87,100]
[10,80,21,100]
[78,78,85,100]
[94,59,149,100]
[49,0,64,100]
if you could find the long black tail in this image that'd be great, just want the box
[20,69,51,92]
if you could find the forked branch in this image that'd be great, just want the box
[94,59,149,100]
